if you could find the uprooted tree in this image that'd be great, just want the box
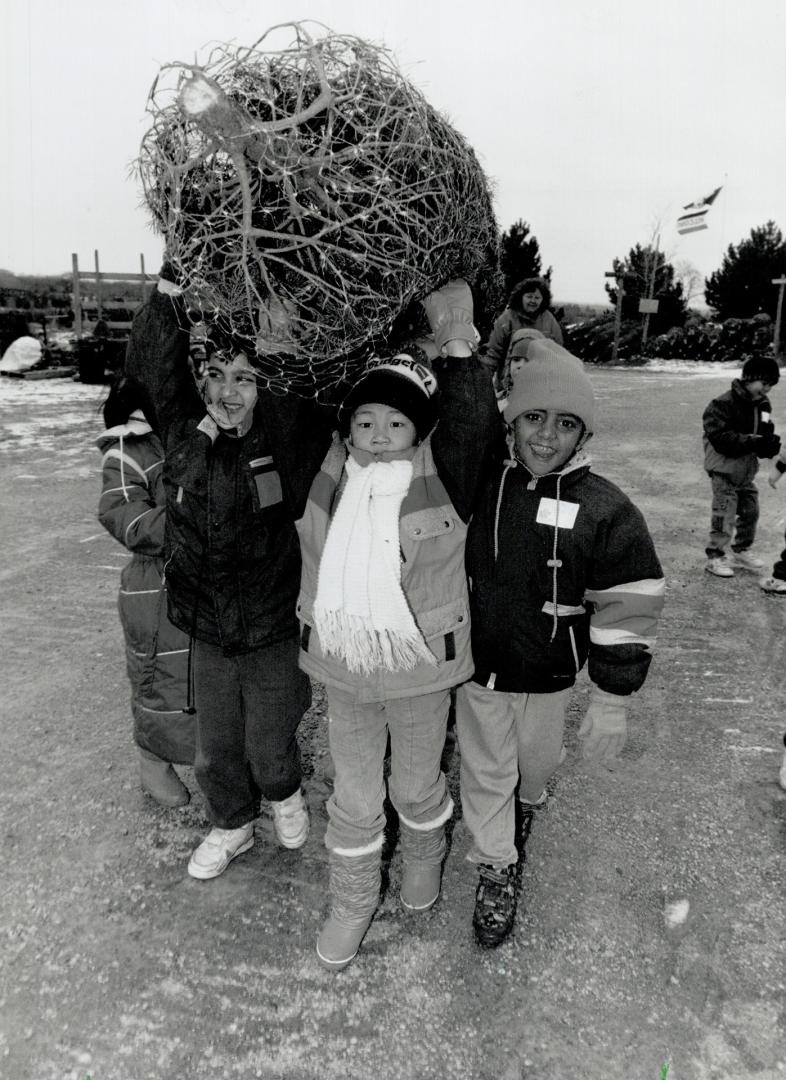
[137,22,501,397]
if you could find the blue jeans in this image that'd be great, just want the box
[193,636,310,828]
[325,687,454,854]
[706,472,758,557]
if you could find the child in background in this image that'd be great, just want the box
[702,355,781,579]
[758,443,786,594]
[457,347,665,948]
[492,326,545,407]
[96,376,196,807]
[295,282,498,970]
[756,448,786,791]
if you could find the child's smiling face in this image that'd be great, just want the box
[350,403,417,453]
[513,408,584,475]
[203,351,258,429]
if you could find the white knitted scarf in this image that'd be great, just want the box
[313,455,436,675]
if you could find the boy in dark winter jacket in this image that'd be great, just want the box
[702,355,781,579]
[125,270,334,881]
[456,342,665,948]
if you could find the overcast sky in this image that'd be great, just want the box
[2,0,784,304]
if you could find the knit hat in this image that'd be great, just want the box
[503,345,595,433]
[507,328,545,361]
[338,355,439,440]
[741,354,780,385]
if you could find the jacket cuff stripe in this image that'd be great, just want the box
[590,626,656,647]
[586,577,665,599]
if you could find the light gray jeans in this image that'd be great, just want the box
[325,686,454,855]
[456,680,571,868]
[706,471,758,557]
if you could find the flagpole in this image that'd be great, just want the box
[642,232,660,346]
[773,276,786,364]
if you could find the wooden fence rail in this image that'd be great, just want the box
[71,251,157,337]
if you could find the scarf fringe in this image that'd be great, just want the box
[314,607,437,675]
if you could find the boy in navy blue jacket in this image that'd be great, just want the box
[702,354,780,578]
[457,341,665,948]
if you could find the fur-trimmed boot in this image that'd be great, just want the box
[399,822,446,913]
[316,849,381,971]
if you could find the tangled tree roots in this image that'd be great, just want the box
[138,21,499,397]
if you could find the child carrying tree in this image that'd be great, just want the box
[456,341,665,948]
[295,282,498,970]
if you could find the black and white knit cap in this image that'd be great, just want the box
[503,342,595,433]
[339,354,439,440]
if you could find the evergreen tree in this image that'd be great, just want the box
[704,221,786,320]
[604,243,687,333]
[499,220,551,297]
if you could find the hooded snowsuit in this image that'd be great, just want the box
[96,414,196,764]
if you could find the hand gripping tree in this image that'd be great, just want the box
[137,22,500,397]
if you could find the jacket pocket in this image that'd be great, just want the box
[402,508,456,541]
[539,602,589,676]
[248,455,284,511]
[418,598,470,665]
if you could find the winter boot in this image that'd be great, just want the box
[139,748,190,808]
[473,863,518,949]
[316,849,381,971]
[399,821,446,913]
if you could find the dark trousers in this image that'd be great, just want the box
[193,636,311,828]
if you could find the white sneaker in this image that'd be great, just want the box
[271,789,309,849]
[730,550,765,572]
[188,824,254,880]
[760,576,786,595]
[705,556,734,578]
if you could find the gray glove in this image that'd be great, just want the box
[578,686,628,761]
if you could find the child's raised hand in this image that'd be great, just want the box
[420,279,480,357]
[579,686,628,761]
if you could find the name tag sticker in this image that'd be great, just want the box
[536,497,579,529]
[249,456,283,508]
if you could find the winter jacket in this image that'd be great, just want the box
[484,307,564,377]
[124,283,335,655]
[702,379,774,484]
[96,417,196,764]
[296,355,498,703]
[466,448,665,696]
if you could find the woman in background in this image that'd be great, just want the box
[484,277,564,391]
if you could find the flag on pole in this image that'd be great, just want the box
[677,186,723,235]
